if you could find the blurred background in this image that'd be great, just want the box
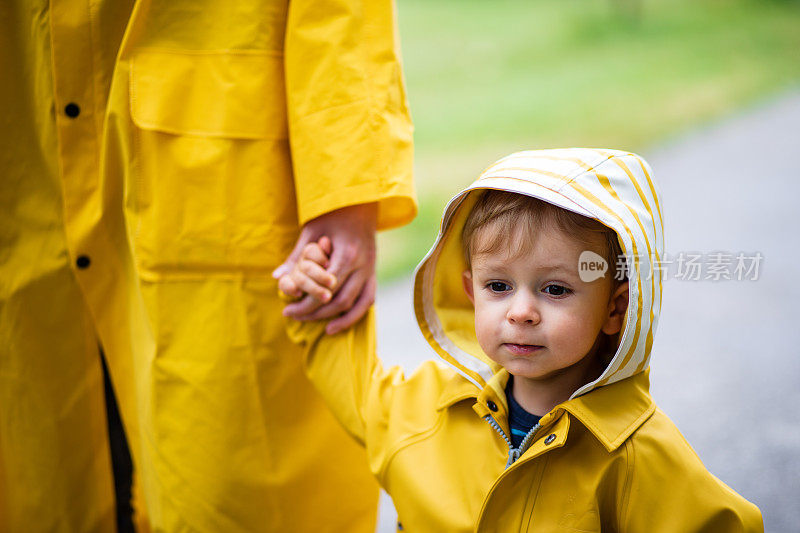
[373,1,800,531]
[378,0,800,279]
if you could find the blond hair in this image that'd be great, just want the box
[461,190,625,280]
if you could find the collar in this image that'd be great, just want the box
[437,367,654,452]
[436,370,481,411]
[559,369,655,452]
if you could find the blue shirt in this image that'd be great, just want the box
[505,377,542,448]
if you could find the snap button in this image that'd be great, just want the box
[397,521,403,531]
[76,255,91,269]
[487,400,498,412]
[544,433,557,445]
[65,103,80,118]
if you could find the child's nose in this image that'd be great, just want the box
[506,293,540,325]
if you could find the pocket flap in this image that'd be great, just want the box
[130,50,286,139]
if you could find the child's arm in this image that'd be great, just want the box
[619,412,764,532]
[279,237,386,447]
[280,238,454,482]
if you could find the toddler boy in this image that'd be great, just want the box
[280,148,763,532]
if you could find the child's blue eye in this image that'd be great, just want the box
[488,282,510,292]
[543,284,570,296]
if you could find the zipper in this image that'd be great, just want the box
[483,414,541,469]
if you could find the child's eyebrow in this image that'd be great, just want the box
[536,263,575,274]
[473,261,577,276]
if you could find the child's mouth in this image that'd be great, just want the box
[503,343,543,355]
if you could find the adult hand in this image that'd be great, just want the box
[273,202,377,335]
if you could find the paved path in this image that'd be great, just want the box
[373,89,800,533]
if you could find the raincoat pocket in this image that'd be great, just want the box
[128,49,297,279]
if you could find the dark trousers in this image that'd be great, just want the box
[101,352,135,533]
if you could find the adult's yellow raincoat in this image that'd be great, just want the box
[288,149,763,531]
[1,1,414,531]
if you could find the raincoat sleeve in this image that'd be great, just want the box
[620,418,764,532]
[284,309,396,446]
[284,0,417,231]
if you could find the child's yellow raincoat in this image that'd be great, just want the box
[289,148,763,532]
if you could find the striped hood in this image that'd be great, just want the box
[413,148,664,397]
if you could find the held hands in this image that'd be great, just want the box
[273,203,377,335]
[278,236,336,304]
[279,237,369,335]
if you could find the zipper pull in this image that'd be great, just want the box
[506,448,521,468]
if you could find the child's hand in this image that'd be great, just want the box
[278,237,337,307]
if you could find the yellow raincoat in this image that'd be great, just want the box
[288,149,763,531]
[2,2,143,531]
[2,0,414,531]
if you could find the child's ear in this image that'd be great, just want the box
[602,281,629,336]
[462,270,475,305]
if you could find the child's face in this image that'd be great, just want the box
[462,224,627,386]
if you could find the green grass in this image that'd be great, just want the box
[377,0,800,281]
